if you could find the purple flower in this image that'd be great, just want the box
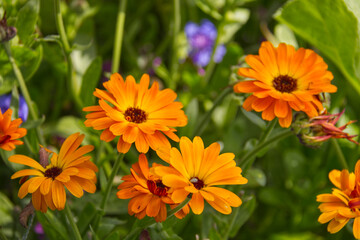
[0,94,28,122]
[185,19,226,67]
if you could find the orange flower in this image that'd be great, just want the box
[0,109,27,151]
[317,160,360,239]
[9,133,97,212]
[117,154,175,222]
[83,73,187,153]
[155,136,248,215]
[234,41,337,128]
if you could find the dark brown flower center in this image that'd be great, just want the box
[124,107,147,123]
[0,134,11,145]
[147,180,168,197]
[44,167,62,179]
[190,177,204,190]
[272,75,297,93]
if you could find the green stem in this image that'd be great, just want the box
[64,204,82,240]
[258,120,277,144]
[123,198,191,240]
[2,42,45,146]
[111,0,128,74]
[239,130,293,170]
[93,153,125,231]
[192,86,233,137]
[21,213,35,240]
[331,138,348,169]
[54,0,82,110]
[223,204,239,240]
[169,0,181,89]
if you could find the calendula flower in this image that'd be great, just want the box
[155,136,248,215]
[234,41,337,128]
[9,133,97,212]
[300,109,358,145]
[117,154,175,222]
[317,160,360,239]
[0,109,27,151]
[83,73,187,153]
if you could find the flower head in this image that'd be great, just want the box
[0,109,27,151]
[155,136,248,215]
[0,94,29,122]
[296,109,358,146]
[83,73,187,153]
[317,160,360,239]
[9,133,97,212]
[185,20,226,67]
[234,41,337,128]
[117,154,175,222]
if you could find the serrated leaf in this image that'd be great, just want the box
[80,56,102,107]
[275,0,360,95]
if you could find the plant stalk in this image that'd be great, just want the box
[111,0,128,74]
[93,153,125,231]
[2,42,45,146]
[169,0,181,89]
[331,138,348,169]
[64,204,82,240]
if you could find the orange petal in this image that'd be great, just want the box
[146,196,161,217]
[52,180,66,210]
[189,193,204,215]
[8,155,45,171]
[117,137,131,153]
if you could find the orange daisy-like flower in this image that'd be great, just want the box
[9,133,97,212]
[83,73,188,153]
[117,154,177,222]
[155,136,248,215]
[0,109,27,151]
[234,41,337,128]
[317,160,360,239]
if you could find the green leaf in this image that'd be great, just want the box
[178,98,198,137]
[241,108,266,129]
[275,0,360,95]
[21,115,45,130]
[15,0,40,46]
[244,168,266,187]
[0,44,43,94]
[77,202,98,236]
[219,8,250,44]
[80,56,102,107]
[0,192,13,226]
[36,211,68,240]
[227,196,256,238]
[274,24,298,48]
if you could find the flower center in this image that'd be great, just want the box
[44,167,62,179]
[124,107,147,123]
[0,134,11,145]
[190,177,204,190]
[272,75,297,93]
[147,180,168,197]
